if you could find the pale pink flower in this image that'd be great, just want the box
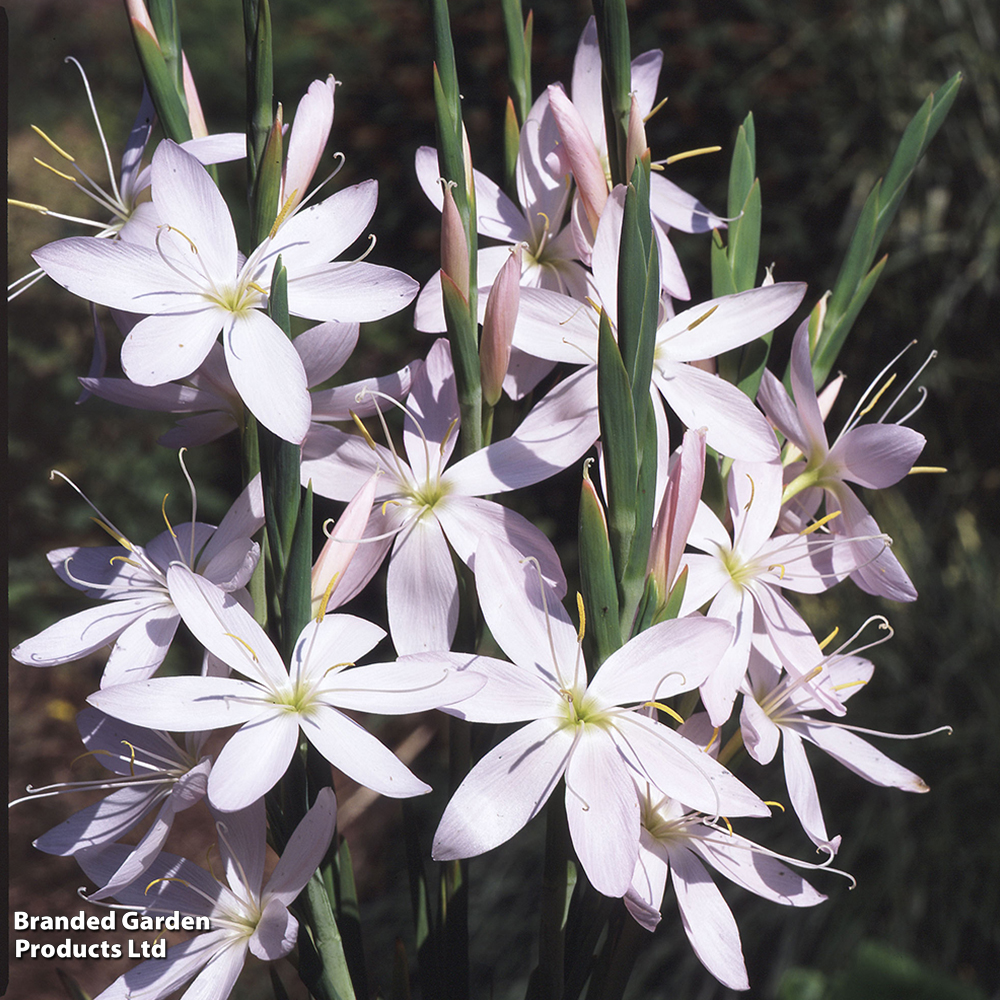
[422,535,767,898]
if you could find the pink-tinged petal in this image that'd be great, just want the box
[296,320,360,386]
[166,563,288,688]
[197,537,259,592]
[33,238,190,312]
[88,793,184,900]
[10,597,159,668]
[699,583,755,727]
[820,655,874,704]
[214,797,267,896]
[414,271,447,333]
[658,285,807,363]
[590,617,733,707]
[224,311,310,444]
[312,363,420,421]
[828,423,925,489]
[472,533,578,677]
[178,132,247,166]
[250,897,298,961]
[266,787,338,904]
[615,713,769,818]
[301,424,396,502]
[87,930,237,1000]
[788,317,829,456]
[151,141,238,278]
[88,676,264,730]
[402,652,561,722]
[652,221,692,300]
[740,694,781,764]
[432,719,574,859]
[781,727,839,853]
[436,495,567,597]
[473,166,534,243]
[512,287,599,364]
[76,707,180,764]
[590,187,626,320]
[175,938,248,1000]
[160,411,238,448]
[283,76,337,213]
[404,337,460,476]
[754,532,851,595]
[79,376,210,412]
[728,458,784,557]
[275,180,377,272]
[444,366,599,495]
[792,720,929,792]
[121,306,226,386]
[302,704,431,797]
[565,727,640,896]
[689,828,827,906]
[547,83,608,233]
[517,91,571,231]
[625,834,669,930]
[630,49,664,117]
[387,514,459,655]
[502,348,558,401]
[320,504,400,609]
[323,658,484,713]
[830,484,917,601]
[653,362,779,461]
[649,172,726,234]
[668,845,750,991]
[34,785,162,856]
[288,261,418,323]
[750,584,829,685]
[209,709,300,810]
[758,368,809,453]
[199,474,265,570]
[570,19,604,145]
[292,614,386,682]
[100,607,180,687]
[675,553,732,617]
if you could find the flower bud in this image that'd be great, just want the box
[440,182,469,303]
[625,92,648,178]
[480,245,523,406]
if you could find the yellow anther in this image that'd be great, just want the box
[575,592,587,644]
[818,626,840,650]
[161,224,199,254]
[161,493,177,539]
[91,517,133,551]
[908,466,948,474]
[69,748,115,768]
[34,158,76,182]
[644,700,686,726]
[108,555,142,569]
[704,727,721,754]
[665,145,722,165]
[744,474,756,511]
[686,303,720,331]
[763,800,786,813]
[145,876,192,895]
[315,572,340,623]
[857,373,896,418]
[643,97,669,123]
[719,815,734,835]
[120,740,138,776]
[31,125,75,160]
[440,416,460,455]
[381,498,402,516]
[247,281,268,295]
[351,412,379,451]
[322,660,354,680]
[767,563,786,579]
[269,191,300,239]
[833,679,866,693]
[799,509,842,535]
[224,633,260,662]
[8,198,50,214]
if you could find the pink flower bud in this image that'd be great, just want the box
[625,92,648,178]
[480,245,523,406]
[440,182,469,302]
[126,0,158,40]
[181,52,209,138]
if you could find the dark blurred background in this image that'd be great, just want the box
[7,1,999,998]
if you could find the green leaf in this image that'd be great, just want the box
[128,22,192,143]
[597,309,637,582]
[591,0,632,187]
[578,467,622,665]
[148,0,183,94]
[653,564,688,624]
[440,271,483,456]
[242,0,274,188]
[500,0,531,125]
[250,111,283,247]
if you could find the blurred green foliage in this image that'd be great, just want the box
[7,0,998,998]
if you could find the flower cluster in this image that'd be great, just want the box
[10,6,953,999]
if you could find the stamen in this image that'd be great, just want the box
[575,592,586,644]
[351,411,379,451]
[856,373,896,419]
[64,56,122,206]
[177,448,199,568]
[743,474,755,512]
[686,303,720,331]
[31,126,75,161]
[224,633,260,662]
[799,510,842,535]
[908,466,947,475]
[767,563,786,579]
[763,800,785,812]
[642,700,685,726]
[664,146,722,165]
[878,349,937,424]
[34,158,76,182]
[120,740,139,777]
[818,626,839,650]
[7,199,50,214]
[837,339,916,439]
[643,97,669,123]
